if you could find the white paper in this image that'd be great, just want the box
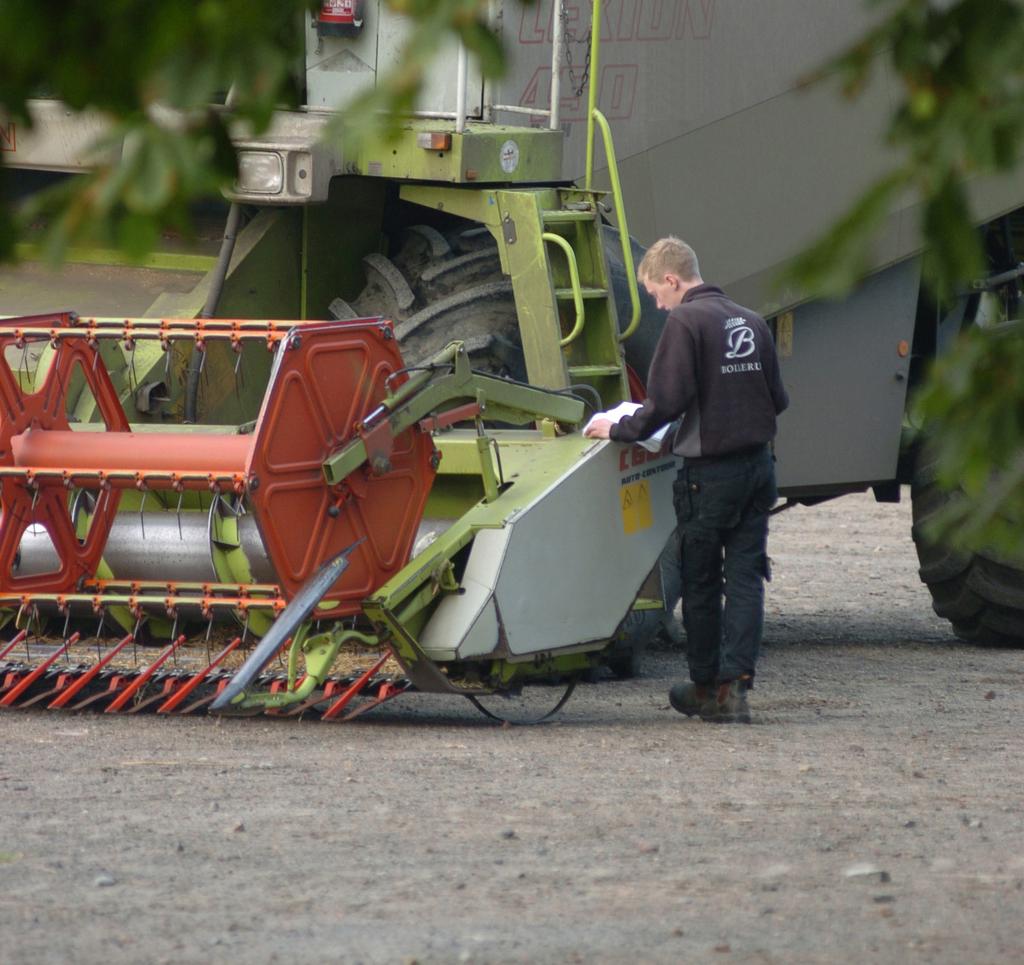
[584,401,671,453]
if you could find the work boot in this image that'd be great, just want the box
[710,680,752,725]
[669,679,752,723]
[668,681,716,718]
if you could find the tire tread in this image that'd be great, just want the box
[911,453,1024,647]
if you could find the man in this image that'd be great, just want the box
[585,237,788,723]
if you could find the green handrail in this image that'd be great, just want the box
[584,0,600,193]
[591,110,641,341]
[542,232,586,347]
[583,0,641,342]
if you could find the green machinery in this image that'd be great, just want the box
[7,2,1024,646]
[0,0,679,718]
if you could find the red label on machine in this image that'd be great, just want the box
[619,445,652,472]
[319,0,363,27]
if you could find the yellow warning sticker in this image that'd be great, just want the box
[621,480,653,535]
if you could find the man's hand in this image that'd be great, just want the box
[584,417,614,439]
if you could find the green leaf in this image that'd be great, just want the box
[920,176,984,303]
[777,169,913,300]
[912,322,1024,558]
[122,131,178,214]
[460,20,506,78]
[115,211,161,261]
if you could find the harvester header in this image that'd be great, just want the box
[0,314,435,615]
[0,312,676,721]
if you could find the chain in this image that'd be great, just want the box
[561,5,592,98]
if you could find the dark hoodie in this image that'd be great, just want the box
[610,284,789,458]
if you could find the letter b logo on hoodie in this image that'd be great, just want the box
[725,326,756,360]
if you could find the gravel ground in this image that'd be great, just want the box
[1,491,1022,964]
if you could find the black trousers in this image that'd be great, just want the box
[672,446,777,686]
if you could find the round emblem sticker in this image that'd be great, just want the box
[500,139,520,174]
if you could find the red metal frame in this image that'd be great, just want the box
[0,632,80,706]
[0,587,287,622]
[3,315,324,349]
[69,672,133,712]
[0,629,28,661]
[47,633,136,709]
[418,402,482,434]
[319,652,391,720]
[105,635,188,712]
[244,321,437,614]
[157,636,243,714]
[326,678,412,722]
[0,317,436,622]
[0,332,130,593]
[172,676,236,716]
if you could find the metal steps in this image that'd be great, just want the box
[534,189,630,406]
[540,207,598,224]
[554,286,609,300]
[567,364,625,379]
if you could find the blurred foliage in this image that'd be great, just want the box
[787,0,1024,558]
[0,0,1021,557]
[0,0,514,262]
[329,0,508,149]
[0,0,315,260]
[786,0,1024,303]
[912,319,1024,558]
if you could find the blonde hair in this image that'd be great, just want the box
[637,236,701,284]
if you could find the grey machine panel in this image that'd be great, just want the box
[499,2,1024,317]
[774,258,920,493]
[418,440,679,662]
[493,442,677,655]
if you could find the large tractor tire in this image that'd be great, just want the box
[331,222,526,377]
[911,452,1024,646]
[336,213,677,676]
[333,219,666,373]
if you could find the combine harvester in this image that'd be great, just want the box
[0,312,676,719]
[2,0,690,719]
[5,0,1024,717]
